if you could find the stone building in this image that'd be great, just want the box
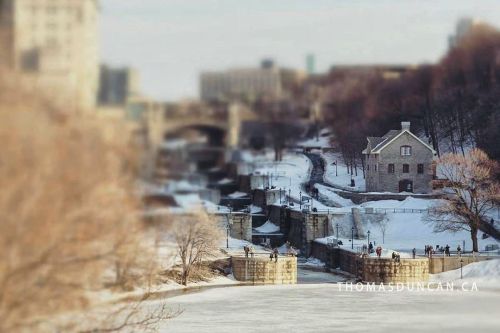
[0,0,100,112]
[363,122,436,193]
[98,65,140,106]
[200,64,282,102]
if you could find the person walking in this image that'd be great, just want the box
[244,245,249,258]
[412,248,416,259]
[249,246,255,258]
[445,244,450,257]
[376,246,382,258]
[457,245,462,257]
[368,242,374,253]
[273,248,279,263]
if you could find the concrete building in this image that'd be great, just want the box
[0,0,100,112]
[363,122,436,194]
[200,61,282,102]
[98,65,140,106]
[448,17,483,49]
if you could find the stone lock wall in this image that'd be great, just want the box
[359,258,429,283]
[230,213,252,242]
[231,256,297,284]
[428,256,495,274]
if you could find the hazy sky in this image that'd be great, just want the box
[100,0,500,101]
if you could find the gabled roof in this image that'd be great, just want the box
[369,129,436,154]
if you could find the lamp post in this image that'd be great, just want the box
[351,227,354,250]
[333,160,338,177]
[226,204,232,249]
[367,230,371,248]
[300,191,302,210]
[336,223,339,242]
[460,259,464,279]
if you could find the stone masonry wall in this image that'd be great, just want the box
[230,213,252,242]
[360,258,429,283]
[428,256,495,274]
[378,132,434,193]
[231,256,297,284]
[366,132,434,193]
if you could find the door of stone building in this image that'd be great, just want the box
[399,179,413,192]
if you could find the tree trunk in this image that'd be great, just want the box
[471,227,479,253]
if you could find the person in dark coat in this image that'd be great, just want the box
[273,248,279,262]
[368,242,374,253]
[244,245,249,258]
[412,248,416,259]
[445,244,450,256]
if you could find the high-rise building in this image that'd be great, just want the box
[448,17,483,49]
[98,65,140,106]
[200,62,282,102]
[0,0,100,112]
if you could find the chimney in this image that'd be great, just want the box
[401,121,410,131]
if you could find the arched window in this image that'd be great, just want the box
[400,145,412,156]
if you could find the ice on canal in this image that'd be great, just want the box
[159,279,499,332]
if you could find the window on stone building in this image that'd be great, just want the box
[417,164,424,174]
[403,164,410,173]
[400,145,412,156]
[388,164,395,174]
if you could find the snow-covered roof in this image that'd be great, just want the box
[364,129,436,155]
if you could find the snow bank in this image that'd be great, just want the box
[254,221,280,233]
[218,178,234,185]
[304,257,326,267]
[431,259,500,286]
[314,184,354,207]
[228,191,247,198]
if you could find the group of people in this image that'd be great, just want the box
[424,244,462,258]
[391,251,401,262]
[244,242,298,262]
[243,245,255,258]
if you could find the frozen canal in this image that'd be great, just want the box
[159,271,500,333]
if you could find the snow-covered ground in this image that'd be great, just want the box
[431,259,500,288]
[254,220,280,233]
[158,283,500,333]
[323,151,366,191]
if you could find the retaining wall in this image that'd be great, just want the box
[231,256,297,284]
[428,255,496,274]
[360,258,429,283]
[311,242,429,283]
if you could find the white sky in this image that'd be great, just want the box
[100,0,500,101]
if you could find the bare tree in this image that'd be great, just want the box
[379,217,390,244]
[174,212,222,286]
[0,69,175,332]
[426,149,500,252]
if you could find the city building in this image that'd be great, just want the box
[98,65,140,106]
[448,17,483,49]
[200,60,282,102]
[363,122,436,193]
[0,0,100,112]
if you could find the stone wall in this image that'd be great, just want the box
[360,258,429,283]
[231,256,297,284]
[428,256,496,274]
[312,242,429,283]
[335,191,441,204]
[230,213,252,242]
[366,132,434,194]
